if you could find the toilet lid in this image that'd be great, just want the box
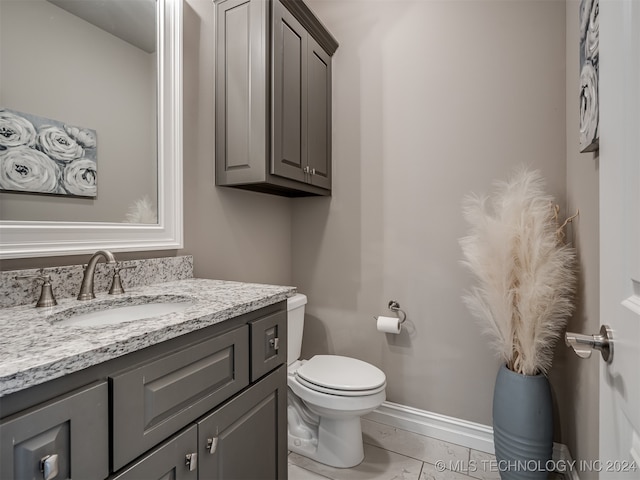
[296,355,386,392]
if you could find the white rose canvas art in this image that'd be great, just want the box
[579,0,599,152]
[0,108,97,197]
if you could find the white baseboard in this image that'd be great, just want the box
[553,443,580,480]
[364,401,580,479]
[364,401,495,454]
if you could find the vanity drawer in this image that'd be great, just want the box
[110,325,249,471]
[250,310,287,381]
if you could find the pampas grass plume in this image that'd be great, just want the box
[459,168,576,376]
[124,196,157,224]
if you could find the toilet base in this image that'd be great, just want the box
[289,416,364,468]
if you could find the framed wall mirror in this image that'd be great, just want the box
[0,0,182,259]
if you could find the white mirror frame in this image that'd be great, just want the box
[0,0,183,260]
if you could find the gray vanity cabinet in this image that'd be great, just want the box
[215,0,338,197]
[0,301,288,480]
[250,310,287,381]
[198,366,287,479]
[112,367,287,480]
[111,326,250,471]
[110,426,198,480]
[0,382,108,480]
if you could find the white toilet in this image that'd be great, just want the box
[287,293,386,468]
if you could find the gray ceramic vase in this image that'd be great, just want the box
[492,364,553,480]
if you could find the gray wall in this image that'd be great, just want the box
[1,0,293,289]
[1,1,600,465]
[549,0,600,473]
[293,0,567,425]
[180,0,293,285]
[0,0,157,223]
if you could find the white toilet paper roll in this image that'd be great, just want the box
[376,315,401,334]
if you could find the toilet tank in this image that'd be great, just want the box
[287,293,307,365]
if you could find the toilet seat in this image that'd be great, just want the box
[295,375,386,396]
[295,355,386,396]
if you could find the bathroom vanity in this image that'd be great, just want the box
[0,275,294,480]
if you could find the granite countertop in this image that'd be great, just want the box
[0,278,296,397]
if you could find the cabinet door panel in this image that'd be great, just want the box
[272,0,307,183]
[111,326,249,471]
[307,36,331,190]
[198,367,287,480]
[250,310,287,381]
[215,0,268,185]
[0,382,108,480]
[110,425,197,480]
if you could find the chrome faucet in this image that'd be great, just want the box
[77,250,117,300]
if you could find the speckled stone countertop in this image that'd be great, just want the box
[0,278,296,397]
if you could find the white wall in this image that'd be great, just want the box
[294,0,567,425]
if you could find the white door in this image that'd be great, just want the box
[599,0,640,477]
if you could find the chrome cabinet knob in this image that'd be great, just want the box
[565,325,613,363]
[206,436,219,454]
[269,337,280,350]
[40,454,59,480]
[185,452,198,471]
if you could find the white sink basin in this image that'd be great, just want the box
[53,297,194,327]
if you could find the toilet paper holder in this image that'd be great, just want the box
[387,300,407,324]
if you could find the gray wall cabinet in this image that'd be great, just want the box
[0,303,288,480]
[215,0,338,197]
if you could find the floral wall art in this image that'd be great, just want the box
[0,108,97,197]
[579,0,599,152]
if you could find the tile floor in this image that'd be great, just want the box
[288,418,566,480]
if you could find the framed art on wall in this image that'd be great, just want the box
[579,0,599,153]
[0,108,97,197]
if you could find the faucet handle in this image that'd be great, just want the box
[16,274,58,308]
[108,263,137,295]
